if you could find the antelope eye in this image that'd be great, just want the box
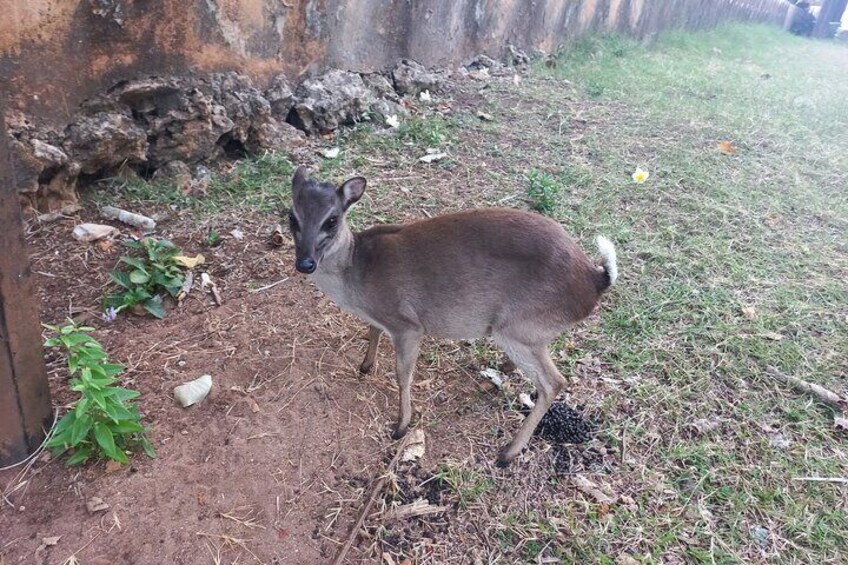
[288,212,300,232]
[322,216,338,231]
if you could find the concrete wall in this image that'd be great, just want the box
[2,0,788,125]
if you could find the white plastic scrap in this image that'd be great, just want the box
[480,367,504,390]
[173,374,213,407]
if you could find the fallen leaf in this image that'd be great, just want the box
[476,111,494,121]
[834,415,848,433]
[769,434,791,449]
[717,140,738,155]
[42,537,60,546]
[86,497,109,514]
[741,306,757,319]
[688,418,720,435]
[230,229,244,240]
[105,459,123,473]
[518,392,535,409]
[386,115,401,128]
[321,147,340,159]
[401,428,425,462]
[758,331,784,341]
[418,152,447,164]
[248,397,261,414]
[385,498,449,521]
[173,254,205,269]
[480,367,504,390]
[572,474,616,505]
[96,239,115,253]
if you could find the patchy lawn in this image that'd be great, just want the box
[2,23,847,565]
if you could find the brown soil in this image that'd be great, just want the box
[1,74,613,565]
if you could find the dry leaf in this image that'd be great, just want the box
[758,331,784,341]
[248,397,261,414]
[86,497,109,513]
[689,418,720,435]
[42,536,60,546]
[572,474,616,505]
[96,239,115,253]
[173,254,205,269]
[385,498,449,521]
[418,152,447,164]
[741,306,757,319]
[717,140,738,155]
[105,459,123,473]
[401,428,425,462]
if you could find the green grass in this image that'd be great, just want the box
[91,22,848,563]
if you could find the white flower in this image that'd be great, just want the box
[386,115,400,128]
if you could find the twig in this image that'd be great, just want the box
[791,477,848,485]
[177,271,194,303]
[331,436,410,565]
[250,277,289,293]
[35,204,82,223]
[766,366,848,411]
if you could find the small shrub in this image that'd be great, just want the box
[585,79,605,98]
[44,322,154,466]
[436,463,492,509]
[397,117,453,147]
[526,170,561,215]
[104,238,184,318]
[205,228,222,248]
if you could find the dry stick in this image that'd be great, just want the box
[791,477,848,485]
[250,277,289,293]
[766,366,848,411]
[332,437,409,565]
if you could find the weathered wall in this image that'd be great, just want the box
[2,0,788,125]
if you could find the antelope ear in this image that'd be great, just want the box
[292,166,310,197]
[338,176,366,210]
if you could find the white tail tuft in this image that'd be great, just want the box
[596,236,618,285]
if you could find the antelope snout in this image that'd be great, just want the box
[295,257,317,274]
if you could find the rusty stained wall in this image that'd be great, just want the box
[2,0,788,125]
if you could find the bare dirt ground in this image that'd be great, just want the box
[3,24,848,565]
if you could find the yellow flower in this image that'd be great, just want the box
[632,168,649,184]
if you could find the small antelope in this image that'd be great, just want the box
[288,167,618,466]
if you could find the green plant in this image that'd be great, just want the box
[526,169,561,215]
[205,228,221,247]
[436,463,492,509]
[44,322,154,466]
[104,238,184,318]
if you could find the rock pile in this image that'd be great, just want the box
[8,48,530,213]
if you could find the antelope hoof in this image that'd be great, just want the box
[390,425,408,441]
[359,361,373,374]
[496,445,519,467]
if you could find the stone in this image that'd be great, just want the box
[288,70,374,134]
[392,59,442,97]
[152,160,192,188]
[506,44,530,67]
[251,119,305,150]
[465,54,502,71]
[112,77,233,167]
[265,74,294,118]
[63,112,148,174]
[369,98,409,127]
[361,73,398,101]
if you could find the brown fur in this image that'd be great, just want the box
[289,167,617,466]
